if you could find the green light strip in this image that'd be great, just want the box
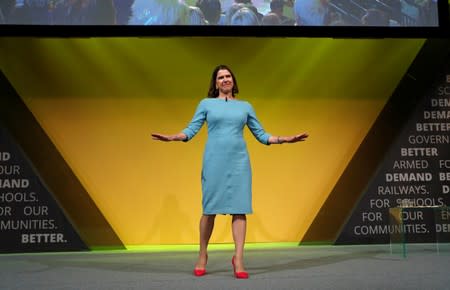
[0,243,302,256]
[122,242,300,252]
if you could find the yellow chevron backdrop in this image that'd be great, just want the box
[0,37,424,246]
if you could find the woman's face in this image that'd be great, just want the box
[215,69,234,95]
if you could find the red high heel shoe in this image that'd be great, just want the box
[232,256,249,279]
[193,268,206,277]
[193,254,208,277]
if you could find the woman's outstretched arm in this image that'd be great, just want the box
[267,132,309,144]
[151,133,187,142]
[152,100,207,142]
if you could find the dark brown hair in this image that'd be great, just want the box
[207,65,239,98]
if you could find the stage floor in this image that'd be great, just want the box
[0,244,449,290]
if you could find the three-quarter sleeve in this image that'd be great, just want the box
[246,102,271,145]
[182,100,207,141]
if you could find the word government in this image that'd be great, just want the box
[408,135,449,144]
[386,172,432,182]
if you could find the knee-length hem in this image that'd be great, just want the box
[182,98,271,214]
[203,210,254,215]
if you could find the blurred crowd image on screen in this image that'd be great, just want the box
[0,0,440,26]
[1,0,134,25]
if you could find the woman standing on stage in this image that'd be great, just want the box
[152,65,308,279]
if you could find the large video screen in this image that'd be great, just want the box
[0,0,442,27]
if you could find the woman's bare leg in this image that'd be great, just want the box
[232,214,247,272]
[195,214,216,269]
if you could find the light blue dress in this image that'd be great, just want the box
[182,98,271,215]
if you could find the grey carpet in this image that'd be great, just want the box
[0,244,449,290]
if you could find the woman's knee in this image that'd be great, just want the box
[232,214,246,220]
[203,214,216,221]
